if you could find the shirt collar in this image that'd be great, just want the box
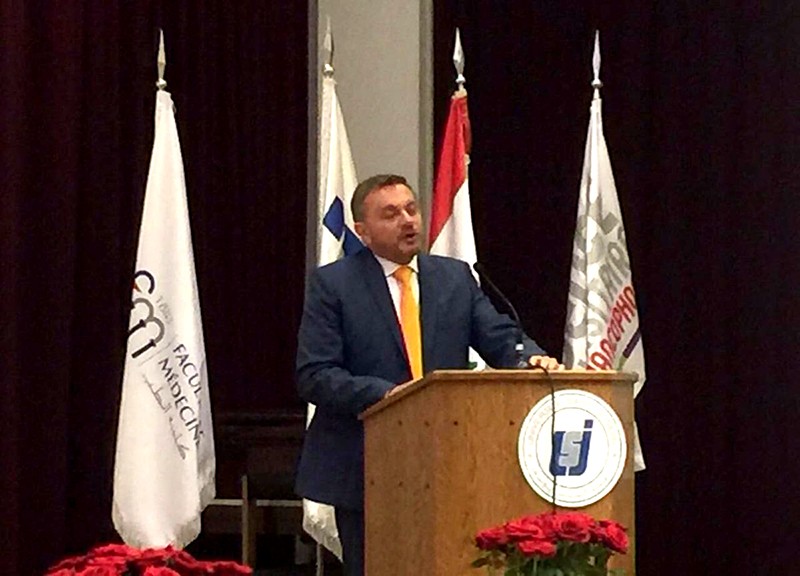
[374,253,419,278]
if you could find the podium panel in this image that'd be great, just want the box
[361,370,636,575]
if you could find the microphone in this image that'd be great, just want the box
[473,262,529,369]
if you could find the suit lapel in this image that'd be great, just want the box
[359,250,406,359]
[418,254,439,370]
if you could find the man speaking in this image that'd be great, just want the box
[295,174,561,575]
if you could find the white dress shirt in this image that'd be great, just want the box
[373,254,420,318]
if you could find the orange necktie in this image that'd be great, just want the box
[393,265,423,379]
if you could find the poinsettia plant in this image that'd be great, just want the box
[45,543,252,576]
[473,511,628,576]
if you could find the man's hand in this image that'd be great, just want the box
[527,355,564,371]
[384,380,415,399]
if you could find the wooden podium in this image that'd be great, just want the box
[360,370,636,575]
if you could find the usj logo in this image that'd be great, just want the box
[517,390,626,508]
[551,419,593,476]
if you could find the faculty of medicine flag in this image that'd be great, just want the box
[302,72,361,560]
[563,87,647,471]
[113,89,216,548]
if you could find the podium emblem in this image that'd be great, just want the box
[517,389,626,508]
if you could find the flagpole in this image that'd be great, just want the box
[592,30,602,97]
[322,16,334,78]
[157,29,167,91]
[453,28,466,94]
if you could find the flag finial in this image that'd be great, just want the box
[322,17,334,77]
[453,28,465,88]
[591,30,602,96]
[156,29,167,90]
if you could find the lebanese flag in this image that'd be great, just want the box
[428,90,476,265]
[429,90,485,370]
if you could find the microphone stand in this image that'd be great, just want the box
[473,262,529,369]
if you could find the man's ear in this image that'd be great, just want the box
[354,221,366,241]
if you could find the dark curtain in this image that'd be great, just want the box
[6,1,800,574]
[434,1,800,574]
[1,2,308,574]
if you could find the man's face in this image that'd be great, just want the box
[354,183,422,264]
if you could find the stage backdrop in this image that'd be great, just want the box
[4,1,800,575]
[434,2,800,575]
[1,2,307,574]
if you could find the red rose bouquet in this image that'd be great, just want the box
[45,543,252,576]
[473,511,628,576]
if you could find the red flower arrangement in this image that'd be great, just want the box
[473,511,628,576]
[45,543,252,576]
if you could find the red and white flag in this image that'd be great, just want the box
[428,88,475,265]
[430,31,484,369]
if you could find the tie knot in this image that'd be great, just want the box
[393,265,413,285]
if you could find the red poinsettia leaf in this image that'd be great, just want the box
[171,549,197,562]
[132,547,178,567]
[89,544,140,559]
[46,554,88,573]
[85,556,129,568]
[170,554,208,574]
[77,566,121,576]
[207,560,253,575]
[142,567,182,576]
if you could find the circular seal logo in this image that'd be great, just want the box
[517,389,626,508]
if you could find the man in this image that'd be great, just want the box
[295,174,561,575]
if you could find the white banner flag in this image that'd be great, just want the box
[113,89,216,547]
[302,73,361,560]
[564,89,646,471]
[316,75,361,265]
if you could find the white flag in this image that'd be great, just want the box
[316,75,361,265]
[564,89,646,471]
[302,73,361,560]
[113,89,216,548]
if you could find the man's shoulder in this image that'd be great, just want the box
[314,248,375,280]
[420,253,472,275]
[315,252,471,278]
[422,253,467,265]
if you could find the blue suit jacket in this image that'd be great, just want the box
[294,249,545,509]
